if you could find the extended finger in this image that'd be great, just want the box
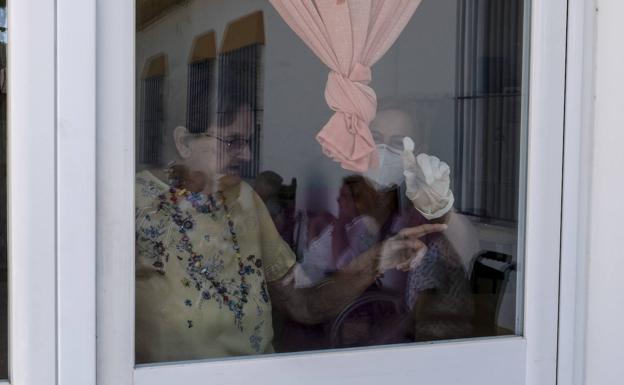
[387,238,424,254]
[399,223,448,239]
[381,238,406,255]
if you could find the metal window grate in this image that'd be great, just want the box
[138,76,164,165]
[186,59,215,134]
[217,43,263,180]
[454,0,524,223]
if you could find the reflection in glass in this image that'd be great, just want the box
[135,0,525,365]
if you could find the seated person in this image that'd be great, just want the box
[293,176,381,289]
[254,170,284,218]
[134,105,446,363]
[254,170,295,246]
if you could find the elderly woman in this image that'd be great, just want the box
[134,107,446,363]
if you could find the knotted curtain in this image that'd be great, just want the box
[269,0,422,171]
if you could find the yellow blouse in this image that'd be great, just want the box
[135,170,296,363]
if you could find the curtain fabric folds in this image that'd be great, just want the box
[269,0,422,171]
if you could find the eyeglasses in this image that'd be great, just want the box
[196,133,251,152]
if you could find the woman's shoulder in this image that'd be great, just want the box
[136,168,166,185]
[136,169,170,208]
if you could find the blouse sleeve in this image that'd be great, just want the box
[135,175,171,274]
[252,191,296,283]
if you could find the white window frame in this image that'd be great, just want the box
[7,0,96,384]
[84,0,568,385]
[557,0,597,384]
[6,0,57,384]
[55,0,97,384]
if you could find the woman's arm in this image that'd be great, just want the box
[268,223,448,325]
[268,244,380,325]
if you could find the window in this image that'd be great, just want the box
[134,0,526,364]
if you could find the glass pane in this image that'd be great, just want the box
[135,0,526,365]
[0,0,6,378]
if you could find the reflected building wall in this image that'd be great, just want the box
[135,0,460,216]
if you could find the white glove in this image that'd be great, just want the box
[402,137,454,220]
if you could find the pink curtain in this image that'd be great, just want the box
[269,0,422,171]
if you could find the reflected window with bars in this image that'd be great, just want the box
[138,53,167,166]
[217,11,264,180]
[454,0,524,223]
[187,31,217,134]
[187,60,215,133]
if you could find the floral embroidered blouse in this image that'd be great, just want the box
[135,170,296,363]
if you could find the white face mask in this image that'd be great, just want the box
[363,144,404,189]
